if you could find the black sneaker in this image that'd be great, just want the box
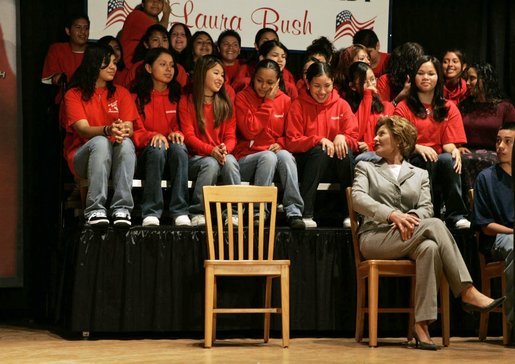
[86,211,109,227]
[288,216,306,230]
[113,211,131,226]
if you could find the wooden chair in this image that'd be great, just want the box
[346,187,450,347]
[468,189,509,345]
[203,185,290,348]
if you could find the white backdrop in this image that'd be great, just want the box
[88,0,391,51]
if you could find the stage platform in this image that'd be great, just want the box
[53,226,502,338]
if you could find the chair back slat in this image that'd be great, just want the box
[215,202,224,260]
[203,185,278,261]
[346,187,364,270]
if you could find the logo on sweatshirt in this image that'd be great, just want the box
[108,100,119,114]
[274,113,284,118]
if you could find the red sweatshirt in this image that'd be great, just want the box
[372,52,390,78]
[286,88,358,153]
[42,42,84,82]
[63,86,138,175]
[444,78,468,105]
[394,99,467,154]
[131,89,182,150]
[119,9,155,69]
[355,89,395,151]
[376,74,391,102]
[234,86,291,159]
[178,94,237,156]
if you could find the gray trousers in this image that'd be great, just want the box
[359,218,472,322]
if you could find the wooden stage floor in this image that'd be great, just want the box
[1,325,513,363]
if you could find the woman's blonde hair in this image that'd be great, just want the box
[375,116,418,158]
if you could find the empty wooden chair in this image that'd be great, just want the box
[203,185,290,348]
[346,187,450,347]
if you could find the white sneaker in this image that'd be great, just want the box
[343,217,351,228]
[86,211,109,226]
[174,215,191,226]
[302,218,317,228]
[142,216,160,226]
[113,211,131,226]
[455,218,471,229]
[225,216,239,227]
[191,215,206,227]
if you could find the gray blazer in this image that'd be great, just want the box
[352,160,434,235]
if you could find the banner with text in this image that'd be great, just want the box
[88,0,391,51]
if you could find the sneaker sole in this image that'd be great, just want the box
[87,219,109,226]
[114,221,132,227]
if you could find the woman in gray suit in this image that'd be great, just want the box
[352,115,505,350]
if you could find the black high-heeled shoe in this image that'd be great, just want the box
[412,332,437,351]
[462,296,506,314]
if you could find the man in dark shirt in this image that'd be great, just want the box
[473,122,514,342]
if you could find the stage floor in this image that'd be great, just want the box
[0,324,512,363]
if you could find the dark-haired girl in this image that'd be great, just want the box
[234,59,305,229]
[442,49,468,104]
[183,31,215,77]
[179,55,241,226]
[459,62,515,189]
[168,22,191,66]
[131,48,190,227]
[233,40,297,98]
[395,56,470,229]
[346,61,394,163]
[98,35,128,86]
[286,62,358,228]
[124,24,188,89]
[63,44,137,226]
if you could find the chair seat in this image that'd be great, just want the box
[205,260,290,276]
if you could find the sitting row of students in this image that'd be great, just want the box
[61,40,510,234]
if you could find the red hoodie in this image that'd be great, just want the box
[234,86,291,159]
[178,94,237,156]
[444,78,468,105]
[131,89,182,150]
[355,89,395,151]
[286,88,358,153]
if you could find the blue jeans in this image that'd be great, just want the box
[73,136,135,218]
[354,151,382,165]
[188,154,241,215]
[410,152,468,225]
[491,233,514,324]
[239,150,303,217]
[138,143,189,219]
[295,145,353,218]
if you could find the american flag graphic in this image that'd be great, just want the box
[106,0,134,28]
[334,10,376,42]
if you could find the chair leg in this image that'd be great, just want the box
[264,276,273,343]
[355,277,366,343]
[440,276,450,347]
[501,273,509,346]
[204,267,214,348]
[212,276,217,342]
[280,266,290,348]
[407,277,415,341]
[368,266,379,347]
[479,276,492,341]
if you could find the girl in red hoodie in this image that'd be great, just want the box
[442,49,468,105]
[131,48,190,227]
[286,62,359,228]
[346,61,395,164]
[234,59,305,229]
[179,55,241,226]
